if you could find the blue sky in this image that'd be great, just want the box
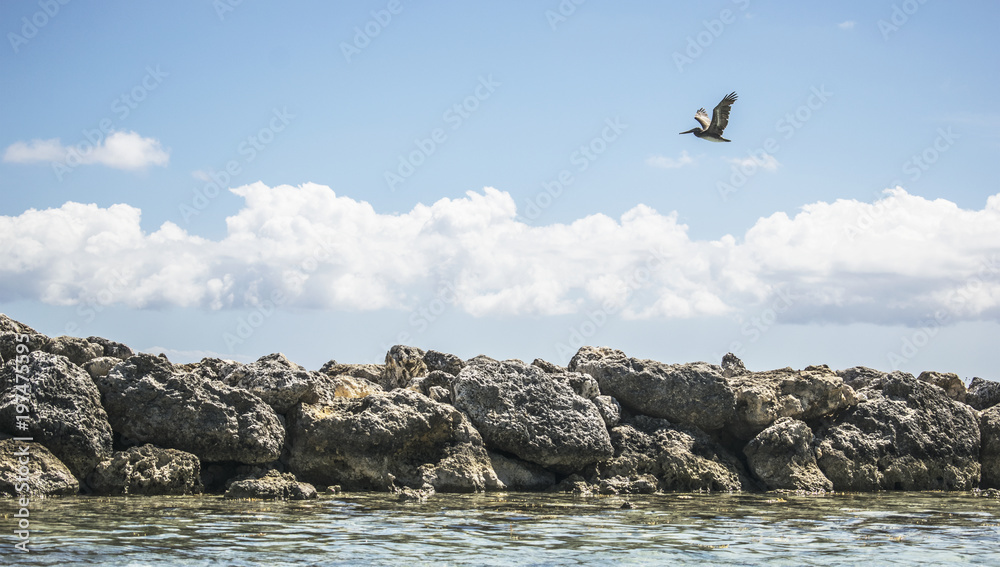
[2,1,999,379]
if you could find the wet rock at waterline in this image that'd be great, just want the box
[488,451,556,491]
[815,373,981,491]
[287,389,502,492]
[224,470,317,500]
[88,444,202,496]
[981,405,1000,489]
[452,358,614,472]
[0,439,79,497]
[0,351,113,480]
[95,353,285,464]
[744,417,832,492]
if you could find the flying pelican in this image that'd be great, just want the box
[679,92,738,142]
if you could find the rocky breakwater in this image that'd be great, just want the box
[2,313,1000,499]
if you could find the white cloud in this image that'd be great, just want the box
[3,131,169,170]
[1,184,998,327]
[647,151,693,169]
[838,20,856,29]
[727,153,780,172]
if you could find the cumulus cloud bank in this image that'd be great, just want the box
[3,131,169,170]
[1,183,998,326]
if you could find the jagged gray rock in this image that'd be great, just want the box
[82,356,119,379]
[41,336,104,367]
[981,405,1000,489]
[726,365,857,440]
[0,439,79,497]
[592,395,622,428]
[407,370,455,404]
[222,353,327,414]
[451,358,613,472]
[381,345,428,389]
[88,444,202,495]
[917,371,967,403]
[0,351,113,479]
[95,353,284,464]
[318,360,384,382]
[589,415,748,492]
[224,470,317,500]
[531,358,566,374]
[815,372,981,491]
[0,315,47,365]
[836,366,886,391]
[967,377,1000,411]
[85,336,134,360]
[287,389,502,492]
[744,417,832,492]
[721,352,749,378]
[424,350,464,376]
[488,451,555,491]
[569,346,735,431]
[178,357,243,383]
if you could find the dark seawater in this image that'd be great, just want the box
[3,492,999,566]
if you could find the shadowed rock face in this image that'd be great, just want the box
[451,358,613,473]
[0,351,113,480]
[816,373,981,491]
[287,389,502,493]
[967,377,1000,411]
[726,365,857,440]
[0,440,79,497]
[569,347,735,432]
[95,353,284,465]
[982,406,1000,489]
[488,451,555,491]
[224,470,316,500]
[590,415,749,493]
[744,417,832,492]
[88,444,202,496]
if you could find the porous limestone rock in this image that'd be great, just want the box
[287,389,501,493]
[41,336,104,367]
[488,451,556,491]
[423,350,464,376]
[88,444,202,495]
[981,405,1000,489]
[222,352,326,414]
[85,336,134,360]
[95,353,284,464]
[967,377,1000,411]
[0,439,78,497]
[917,371,966,403]
[743,417,832,492]
[224,470,317,500]
[0,351,113,479]
[451,358,613,473]
[381,345,428,390]
[815,372,980,491]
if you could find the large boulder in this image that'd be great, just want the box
[569,347,735,431]
[0,352,113,479]
[967,377,1000,411]
[222,353,327,414]
[451,358,613,472]
[744,417,832,492]
[41,336,104,367]
[917,371,966,403]
[95,353,284,464]
[424,350,464,376]
[589,415,748,492]
[726,365,857,440]
[287,389,502,493]
[982,406,1000,489]
[0,439,79,497]
[836,366,886,391]
[815,373,981,491]
[381,345,428,390]
[88,444,202,495]
[224,470,317,500]
[85,336,134,360]
[0,314,48,366]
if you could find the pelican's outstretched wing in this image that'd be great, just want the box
[708,92,738,135]
[693,108,710,130]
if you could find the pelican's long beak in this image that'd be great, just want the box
[679,128,697,135]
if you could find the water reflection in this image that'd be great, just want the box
[5,492,999,566]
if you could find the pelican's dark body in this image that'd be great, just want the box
[680,91,738,142]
